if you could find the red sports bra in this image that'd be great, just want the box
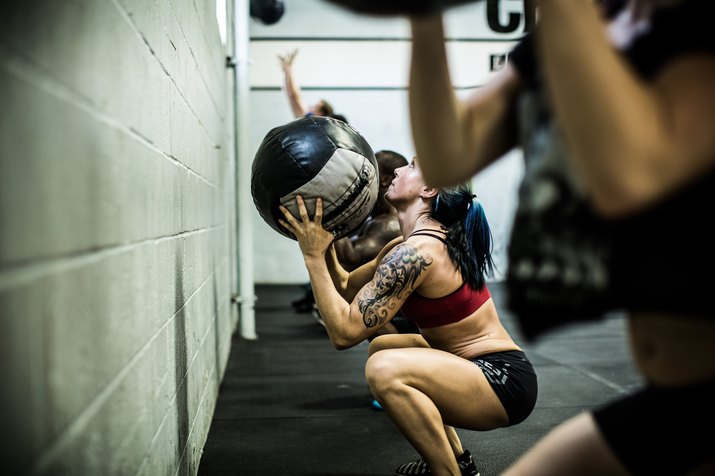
[399,230,492,328]
[401,282,492,328]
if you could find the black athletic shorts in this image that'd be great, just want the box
[593,377,715,475]
[471,350,538,426]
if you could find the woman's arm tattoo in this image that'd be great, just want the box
[357,244,431,328]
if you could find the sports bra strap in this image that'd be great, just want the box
[408,231,448,245]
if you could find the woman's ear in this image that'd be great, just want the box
[420,187,439,199]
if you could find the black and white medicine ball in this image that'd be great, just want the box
[251,116,379,240]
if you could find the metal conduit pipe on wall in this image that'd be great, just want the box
[232,0,257,339]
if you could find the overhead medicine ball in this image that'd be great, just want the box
[323,0,481,16]
[251,116,379,240]
[250,0,284,25]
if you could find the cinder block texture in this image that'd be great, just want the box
[0,0,237,474]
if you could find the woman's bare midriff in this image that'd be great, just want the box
[419,300,522,359]
[629,312,715,386]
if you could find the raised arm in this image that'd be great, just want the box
[314,241,430,350]
[342,236,403,297]
[409,13,522,188]
[278,49,308,118]
[536,0,715,216]
[280,197,419,350]
[325,234,403,299]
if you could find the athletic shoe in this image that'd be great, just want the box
[456,450,480,476]
[394,450,479,476]
[370,399,384,411]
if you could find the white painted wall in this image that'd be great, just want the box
[0,0,237,474]
[248,0,526,283]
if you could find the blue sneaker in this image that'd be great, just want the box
[370,399,383,411]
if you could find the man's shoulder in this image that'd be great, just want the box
[363,214,400,238]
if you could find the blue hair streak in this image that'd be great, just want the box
[432,185,495,290]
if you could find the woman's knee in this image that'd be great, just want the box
[365,350,406,394]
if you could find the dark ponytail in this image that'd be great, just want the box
[431,185,495,290]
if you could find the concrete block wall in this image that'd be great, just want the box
[247,0,528,283]
[0,0,238,474]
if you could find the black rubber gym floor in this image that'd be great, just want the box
[198,283,642,476]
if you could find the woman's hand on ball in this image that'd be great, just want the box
[279,196,334,258]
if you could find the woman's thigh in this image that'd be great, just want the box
[368,333,430,356]
[365,347,509,430]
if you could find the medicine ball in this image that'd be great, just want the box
[250,0,285,25]
[251,116,379,240]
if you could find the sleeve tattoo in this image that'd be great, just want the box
[357,244,431,328]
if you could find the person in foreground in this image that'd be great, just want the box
[278,157,538,476]
[404,1,715,474]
